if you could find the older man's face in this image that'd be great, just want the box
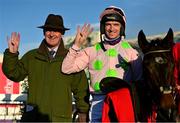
[44,30,62,48]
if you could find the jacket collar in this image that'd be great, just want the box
[36,39,68,60]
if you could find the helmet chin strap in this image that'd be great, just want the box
[100,34,123,52]
[102,34,122,45]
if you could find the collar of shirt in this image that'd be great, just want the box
[48,46,58,57]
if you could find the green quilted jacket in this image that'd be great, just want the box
[2,39,90,122]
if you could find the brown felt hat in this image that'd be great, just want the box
[38,14,70,34]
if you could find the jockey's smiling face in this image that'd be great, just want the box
[105,21,121,39]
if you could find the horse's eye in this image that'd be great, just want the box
[155,57,167,64]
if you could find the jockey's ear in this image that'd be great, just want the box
[163,28,174,47]
[138,30,149,53]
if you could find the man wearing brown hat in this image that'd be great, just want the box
[2,14,90,122]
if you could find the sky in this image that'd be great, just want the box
[0,0,180,55]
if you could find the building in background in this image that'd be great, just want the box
[0,54,27,121]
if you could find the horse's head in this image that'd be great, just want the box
[138,28,176,110]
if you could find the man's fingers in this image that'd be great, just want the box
[88,27,94,36]
[16,32,20,42]
[83,23,90,33]
[81,23,87,32]
[10,32,19,47]
[80,24,93,38]
[77,25,80,33]
[7,36,11,47]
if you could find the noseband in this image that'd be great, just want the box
[160,86,173,94]
[144,49,171,56]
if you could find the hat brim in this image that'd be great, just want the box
[37,25,70,31]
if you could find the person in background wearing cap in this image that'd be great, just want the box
[2,14,90,122]
[62,6,143,122]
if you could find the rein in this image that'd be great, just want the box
[144,49,171,56]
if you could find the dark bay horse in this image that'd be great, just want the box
[138,28,180,122]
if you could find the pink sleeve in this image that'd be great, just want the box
[61,44,90,74]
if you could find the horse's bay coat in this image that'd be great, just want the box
[138,28,180,121]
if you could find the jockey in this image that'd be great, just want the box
[62,6,143,122]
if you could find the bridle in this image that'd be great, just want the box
[143,49,175,95]
[144,49,171,56]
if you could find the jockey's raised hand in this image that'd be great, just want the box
[7,32,20,53]
[74,23,93,48]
